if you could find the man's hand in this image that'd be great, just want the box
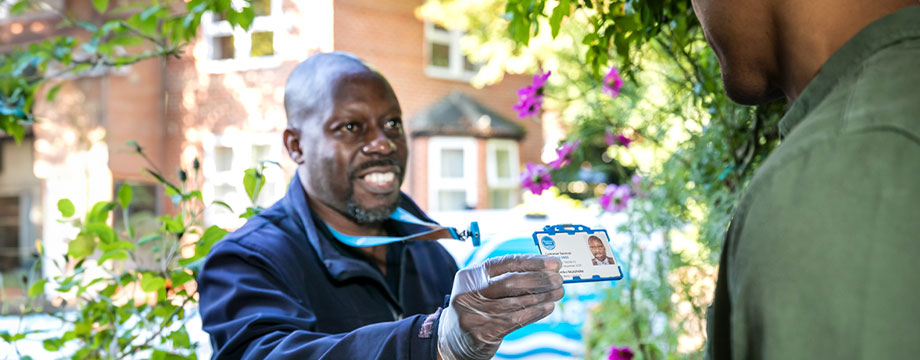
[437,254,564,360]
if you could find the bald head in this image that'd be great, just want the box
[283,52,376,129]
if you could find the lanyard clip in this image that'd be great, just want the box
[455,221,481,247]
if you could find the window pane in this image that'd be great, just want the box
[251,144,271,167]
[251,0,271,17]
[213,35,234,60]
[429,42,450,69]
[489,189,514,209]
[216,146,233,172]
[0,196,20,272]
[494,148,511,179]
[439,149,464,178]
[438,190,467,211]
[251,32,274,57]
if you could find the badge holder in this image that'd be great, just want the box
[533,224,624,283]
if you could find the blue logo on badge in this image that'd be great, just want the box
[541,236,556,250]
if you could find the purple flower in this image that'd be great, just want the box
[513,70,551,118]
[548,139,581,169]
[520,162,553,195]
[608,346,635,360]
[603,66,624,98]
[600,184,632,213]
[630,174,646,198]
[605,130,632,148]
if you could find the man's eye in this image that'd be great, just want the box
[343,123,359,132]
[385,118,402,129]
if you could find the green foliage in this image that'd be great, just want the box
[0,0,258,139]
[421,0,785,358]
[4,144,270,358]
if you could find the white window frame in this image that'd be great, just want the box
[428,137,478,211]
[201,132,285,228]
[485,139,519,208]
[423,22,479,82]
[200,0,283,73]
[0,0,63,24]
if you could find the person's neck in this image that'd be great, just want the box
[772,1,918,102]
[304,188,390,273]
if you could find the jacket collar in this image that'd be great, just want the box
[281,172,439,284]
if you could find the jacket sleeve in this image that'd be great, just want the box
[198,240,440,360]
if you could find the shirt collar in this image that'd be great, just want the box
[779,5,920,138]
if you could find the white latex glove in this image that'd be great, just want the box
[437,254,564,360]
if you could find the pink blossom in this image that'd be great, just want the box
[548,139,581,169]
[605,130,632,148]
[513,70,551,118]
[603,66,624,98]
[520,162,553,195]
[608,346,634,360]
[600,184,632,213]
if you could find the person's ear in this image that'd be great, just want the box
[284,128,305,165]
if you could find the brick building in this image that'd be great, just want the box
[0,0,543,297]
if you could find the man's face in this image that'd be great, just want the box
[589,237,606,261]
[691,0,783,104]
[296,72,407,223]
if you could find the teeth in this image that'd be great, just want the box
[364,172,395,186]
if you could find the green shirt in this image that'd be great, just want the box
[706,6,920,359]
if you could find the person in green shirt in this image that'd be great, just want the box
[690,0,920,358]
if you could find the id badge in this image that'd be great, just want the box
[533,224,624,283]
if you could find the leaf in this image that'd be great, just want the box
[45,83,63,102]
[28,279,47,298]
[68,233,96,259]
[239,207,259,219]
[92,0,108,13]
[117,183,132,209]
[86,223,117,244]
[549,0,571,38]
[140,273,166,292]
[97,239,135,251]
[159,214,185,234]
[86,201,116,224]
[170,271,194,288]
[57,199,75,218]
[243,168,264,203]
[137,234,163,245]
[10,0,30,15]
[211,200,233,213]
[168,328,190,348]
[42,338,62,351]
[237,7,255,30]
[98,249,130,264]
[197,225,228,254]
[185,190,203,202]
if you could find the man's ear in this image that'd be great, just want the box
[283,128,305,165]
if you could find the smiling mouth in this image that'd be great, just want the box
[357,170,398,194]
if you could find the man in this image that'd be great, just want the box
[588,236,614,265]
[198,52,564,359]
[691,0,920,358]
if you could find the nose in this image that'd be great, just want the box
[362,131,396,155]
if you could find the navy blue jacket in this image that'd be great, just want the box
[198,175,459,359]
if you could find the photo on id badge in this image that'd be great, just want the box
[535,229,622,283]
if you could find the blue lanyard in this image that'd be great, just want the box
[324,208,480,247]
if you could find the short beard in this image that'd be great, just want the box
[346,201,398,224]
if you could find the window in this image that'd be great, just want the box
[486,139,519,209]
[423,22,480,81]
[0,0,62,22]
[201,0,281,72]
[428,137,478,211]
[202,132,284,228]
